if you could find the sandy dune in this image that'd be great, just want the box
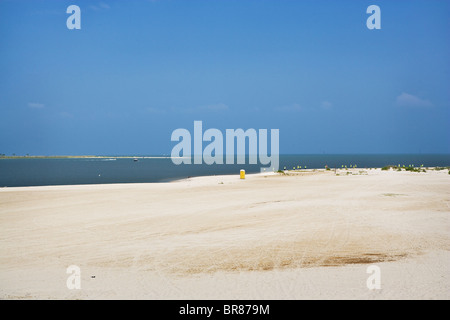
[0,168,449,299]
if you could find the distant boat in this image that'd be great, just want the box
[133,158,138,162]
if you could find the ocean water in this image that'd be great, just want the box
[0,154,449,187]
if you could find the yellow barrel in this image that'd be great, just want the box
[240,169,245,179]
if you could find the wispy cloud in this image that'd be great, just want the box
[146,107,167,114]
[173,103,230,113]
[59,112,74,119]
[193,103,229,112]
[28,102,45,109]
[89,2,111,11]
[247,106,261,113]
[320,101,333,110]
[396,92,433,108]
[144,103,230,115]
[274,103,302,113]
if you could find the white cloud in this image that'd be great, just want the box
[28,102,44,109]
[396,92,432,108]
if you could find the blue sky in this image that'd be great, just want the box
[0,0,449,155]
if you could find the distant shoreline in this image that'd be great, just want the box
[2,153,450,159]
[1,154,448,188]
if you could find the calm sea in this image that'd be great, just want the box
[0,154,449,187]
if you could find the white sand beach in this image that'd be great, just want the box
[0,168,449,299]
